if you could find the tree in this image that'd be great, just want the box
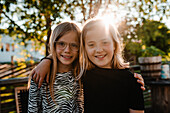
[118,0,170,63]
[124,20,170,64]
[1,0,169,57]
[136,20,170,54]
[0,0,77,56]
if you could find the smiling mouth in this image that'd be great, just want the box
[95,54,106,59]
[61,55,73,59]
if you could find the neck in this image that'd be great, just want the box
[57,65,72,73]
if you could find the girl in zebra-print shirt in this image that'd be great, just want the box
[28,22,83,113]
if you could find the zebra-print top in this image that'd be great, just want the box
[28,71,84,113]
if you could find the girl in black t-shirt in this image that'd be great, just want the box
[79,18,144,113]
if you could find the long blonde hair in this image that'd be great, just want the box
[79,18,129,78]
[49,21,81,102]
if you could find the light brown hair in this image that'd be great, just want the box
[49,21,81,102]
[79,18,129,78]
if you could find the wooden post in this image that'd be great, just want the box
[11,56,14,78]
[146,80,170,113]
[11,56,14,65]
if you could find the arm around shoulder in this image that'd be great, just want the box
[32,55,52,88]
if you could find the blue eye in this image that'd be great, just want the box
[55,41,79,51]
[70,43,79,48]
[56,41,66,48]
[88,43,94,47]
[102,41,109,45]
[88,44,94,47]
[58,42,65,46]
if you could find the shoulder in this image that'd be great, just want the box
[30,78,37,86]
[115,69,133,76]
[86,67,133,75]
[30,78,47,88]
[113,69,137,82]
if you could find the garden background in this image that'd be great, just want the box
[0,0,170,113]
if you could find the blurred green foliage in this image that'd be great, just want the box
[141,46,165,57]
[1,0,170,63]
[136,20,170,54]
[124,20,170,63]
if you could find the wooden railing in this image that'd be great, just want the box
[0,63,37,113]
[0,77,29,113]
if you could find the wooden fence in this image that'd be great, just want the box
[0,64,152,113]
[0,63,37,113]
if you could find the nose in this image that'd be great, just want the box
[64,44,71,52]
[96,45,103,53]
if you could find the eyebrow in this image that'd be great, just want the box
[101,39,109,41]
[87,38,109,43]
[57,40,79,43]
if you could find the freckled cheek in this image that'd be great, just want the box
[110,46,115,56]
[110,45,114,51]
[104,44,114,55]
[85,47,94,56]
[74,52,79,58]
[103,44,111,49]
[56,49,62,54]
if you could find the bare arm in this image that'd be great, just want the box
[129,109,144,113]
[31,54,52,88]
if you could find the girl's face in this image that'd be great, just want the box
[56,31,79,69]
[85,27,114,69]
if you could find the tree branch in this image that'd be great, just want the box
[88,0,92,19]
[91,0,102,18]
[2,11,26,34]
[81,0,86,21]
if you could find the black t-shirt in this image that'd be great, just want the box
[83,67,144,113]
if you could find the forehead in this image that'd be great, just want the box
[58,31,79,42]
[85,27,111,42]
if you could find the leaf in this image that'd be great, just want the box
[155,5,158,11]
[167,30,170,34]
[158,25,163,29]
[144,0,149,3]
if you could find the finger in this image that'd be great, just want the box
[137,79,144,87]
[46,72,50,84]
[36,74,40,84]
[125,66,129,68]
[138,74,144,83]
[30,69,35,77]
[124,63,129,68]
[33,73,37,81]
[141,86,146,91]
[38,77,44,89]
[134,73,137,78]
[134,73,141,78]
[135,73,143,81]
